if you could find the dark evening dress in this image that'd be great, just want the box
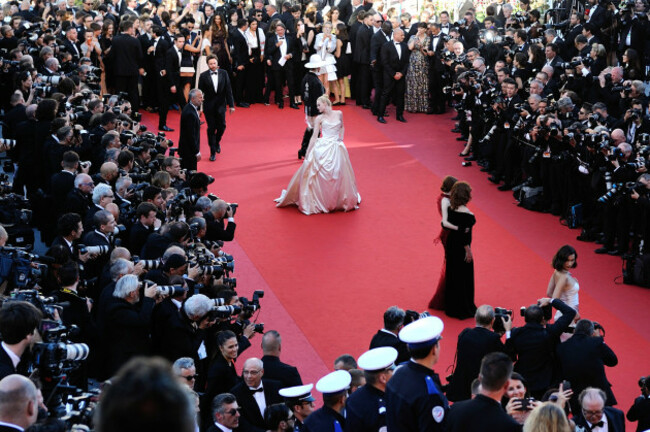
[444,209,477,319]
[429,193,449,310]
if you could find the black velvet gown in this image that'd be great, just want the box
[444,209,477,319]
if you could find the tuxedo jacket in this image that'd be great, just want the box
[260,355,303,388]
[353,25,372,64]
[198,69,235,114]
[231,378,283,431]
[154,37,171,73]
[0,424,23,432]
[108,33,143,76]
[178,104,201,158]
[164,46,182,88]
[265,34,298,70]
[380,41,410,79]
[369,329,410,365]
[0,347,17,381]
[447,395,521,432]
[370,30,390,67]
[230,29,249,68]
[50,170,75,205]
[574,406,625,432]
[62,38,82,61]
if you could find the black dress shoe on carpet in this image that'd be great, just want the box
[278,102,284,109]
[480,166,491,172]
[607,249,623,256]
[451,128,462,133]
[377,116,387,124]
[216,145,221,154]
[209,154,216,161]
[396,116,406,122]
[458,152,469,157]
[497,183,513,191]
[290,103,299,109]
[464,155,477,161]
[362,105,372,109]
[236,103,250,108]
[488,176,501,184]
[594,246,612,254]
[160,125,174,132]
[451,115,461,120]
[456,136,468,141]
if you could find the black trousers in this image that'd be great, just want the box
[272,67,294,104]
[157,77,185,128]
[205,110,226,155]
[232,66,247,103]
[115,74,140,113]
[371,66,383,115]
[356,63,371,106]
[379,74,405,117]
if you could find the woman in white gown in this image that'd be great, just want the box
[547,244,580,340]
[195,26,212,89]
[275,95,361,215]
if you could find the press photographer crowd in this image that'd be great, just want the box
[0,0,648,429]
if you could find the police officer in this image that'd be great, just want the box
[385,316,449,432]
[279,383,316,431]
[303,370,350,432]
[346,346,397,432]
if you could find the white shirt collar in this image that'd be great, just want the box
[0,421,24,432]
[171,298,183,310]
[1,342,21,370]
[380,328,398,337]
[213,422,231,432]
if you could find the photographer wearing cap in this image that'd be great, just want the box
[0,302,42,380]
[506,297,576,400]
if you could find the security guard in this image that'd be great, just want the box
[345,346,398,432]
[280,383,316,431]
[303,370,350,432]
[385,316,449,432]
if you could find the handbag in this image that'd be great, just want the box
[180,66,195,77]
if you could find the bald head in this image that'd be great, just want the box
[261,330,281,355]
[0,375,38,429]
[393,28,405,42]
[101,161,119,181]
[611,128,625,145]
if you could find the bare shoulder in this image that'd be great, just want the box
[338,110,344,120]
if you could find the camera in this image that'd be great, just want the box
[514,397,535,411]
[78,244,110,255]
[0,138,17,149]
[132,256,162,269]
[493,307,513,333]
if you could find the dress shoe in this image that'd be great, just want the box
[456,136,468,141]
[595,246,614,254]
[576,230,596,242]
[451,128,462,133]
[608,249,623,256]
[497,183,513,191]
[362,105,372,109]
[458,152,469,157]
[159,125,174,132]
[377,116,387,124]
[209,154,216,161]
[396,115,406,123]
[290,103,299,109]
[236,102,250,108]
[278,102,284,109]
[464,155,477,162]
[216,144,221,154]
[480,166,491,172]
[488,176,501,184]
[451,115,461,120]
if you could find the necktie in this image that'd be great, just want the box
[250,387,264,393]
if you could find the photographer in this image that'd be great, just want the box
[0,301,42,380]
[204,199,237,242]
[506,297,576,400]
[80,209,117,292]
[627,375,650,432]
[53,261,94,344]
[129,202,160,256]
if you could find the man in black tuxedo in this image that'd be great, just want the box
[505,297,576,400]
[574,387,625,432]
[556,319,618,413]
[427,23,447,114]
[164,33,187,115]
[64,173,94,221]
[51,150,80,216]
[209,393,242,432]
[153,26,172,131]
[446,305,508,402]
[108,20,144,114]
[81,210,117,290]
[265,23,299,109]
[353,12,373,108]
[49,212,87,264]
[260,330,303,388]
[377,28,410,124]
[447,352,521,432]
[62,25,82,62]
[370,21,392,116]
[128,202,158,256]
[230,357,283,431]
[0,302,42,381]
[230,19,251,107]
[178,89,203,171]
[0,374,39,432]
[198,55,235,160]
[369,305,409,365]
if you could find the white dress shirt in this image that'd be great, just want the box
[394,41,401,59]
[250,385,266,416]
[1,342,21,369]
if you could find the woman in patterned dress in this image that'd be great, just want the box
[405,23,430,113]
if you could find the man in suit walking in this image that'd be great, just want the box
[574,387,625,432]
[198,55,235,160]
[108,20,144,114]
[178,89,204,170]
[377,28,410,124]
[230,357,283,432]
[153,26,172,131]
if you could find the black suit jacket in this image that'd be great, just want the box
[0,347,17,381]
[370,30,390,67]
[556,333,618,406]
[0,425,23,432]
[51,170,76,210]
[506,299,576,392]
[231,378,283,431]
[198,69,235,114]
[164,46,182,88]
[446,327,506,402]
[447,394,522,432]
[230,29,249,68]
[380,41,410,79]
[204,211,236,241]
[62,37,82,61]
[265,34,298,70]
[574,406,625,432]
[108,33,143,76]
[151,298,204,363]
[353,25,372,64]
[369,329,410,365]
[153,37,171,73]
[178,103,201,167]
[260,355,303,388]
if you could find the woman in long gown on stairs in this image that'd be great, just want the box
[275,95,361,215]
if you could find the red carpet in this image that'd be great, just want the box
[141,102,648,420]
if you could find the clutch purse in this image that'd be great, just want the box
[180,66,195,77]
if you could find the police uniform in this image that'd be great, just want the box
[345,346,398,432]
[303,370,350,432]
[384,316,449,432]
[280,383,316,432]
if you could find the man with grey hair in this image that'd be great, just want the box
[231,357,283,430]
[446,305,508,401]
[65,173,94,220]
[0,374,39,431]
[211,393,241,431]
[369,306,409,364]
[574,387,625,432]
[205,199,236,242]
[178,88,204,169]
[173,357,198,389]
[261,330,303,387]
[81,209,117,283]
[85,182,115,230]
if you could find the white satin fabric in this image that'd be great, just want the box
[275,118,361,215]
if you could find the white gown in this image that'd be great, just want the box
[275,116,361,215]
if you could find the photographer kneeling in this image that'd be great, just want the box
[506,297,576,400]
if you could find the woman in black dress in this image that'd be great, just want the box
[444,181,477,320]
[334,23,351,106]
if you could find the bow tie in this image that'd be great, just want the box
[279,37,285,40]
[211,71,218,75]
[250,387,264,393]
[590,421,604,429]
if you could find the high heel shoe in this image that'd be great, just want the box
[458,152,469,157]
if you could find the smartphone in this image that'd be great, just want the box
[561,380,571,391]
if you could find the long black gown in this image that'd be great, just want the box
[444,209,477,319]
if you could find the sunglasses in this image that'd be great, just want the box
[183,374,199,381]
[225,408,241,416]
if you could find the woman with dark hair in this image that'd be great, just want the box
[429,175,458,310]
[99,20,114,93]
[443,181,477,319]
[210,13,232,74]
[15,70,33,104]
[504,373,542,424]
[334,23,351,106]
[622,48,643,80]
[527,44,544,73]
[245,18,265,103]
[513,52,530,96]
[293,19,310,106]
[547,245,579,329]
[206,330,241,402]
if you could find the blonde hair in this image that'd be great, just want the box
[523,403,571,432]
[317,95,332,107]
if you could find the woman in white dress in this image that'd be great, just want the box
[195,26,212,89]
[313,22,338,100]
[547,245,580,339]
[275,95,361,215]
